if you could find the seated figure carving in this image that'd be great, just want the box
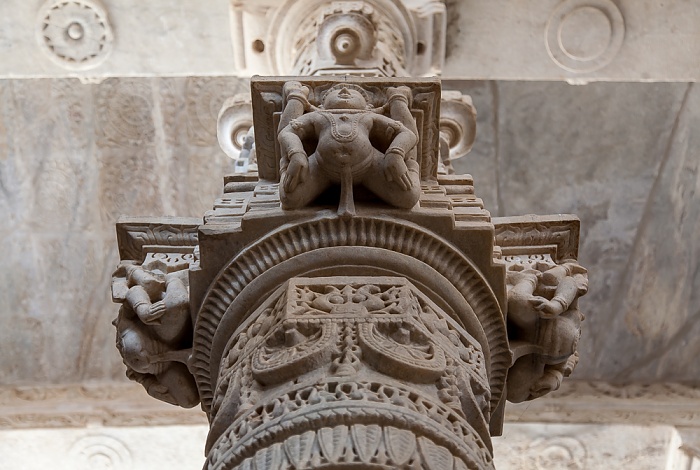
[277,82,421,214]
[505,260,588,402]
[112,260,199,408]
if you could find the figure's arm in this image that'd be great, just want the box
[380,117,418,152]
[277,82,311,184]
[125,264,164,298]
[374,114,418,190]
[385,86,416,133]
[531,276,581,317]
[124,285,153,321]
[507,270,541,324]
[278,82,311,133]
[278,115,317,192]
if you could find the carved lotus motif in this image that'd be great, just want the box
[251,321,336,385]
[359,321,447,382]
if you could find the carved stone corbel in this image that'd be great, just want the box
[111,75,589,469]
[494,215,588,402]
[112,218,201,408]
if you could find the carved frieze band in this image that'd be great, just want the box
[506,381,700,427]
[493,214,580,262]
[0,383,206,429]
[116,217,201,262]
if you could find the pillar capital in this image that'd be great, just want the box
[112,74,588,468]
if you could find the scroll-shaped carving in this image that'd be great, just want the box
[216,93,255,167]
[229,0,445,77]
[277,81,421,214]
[111,253,199,408]
[506,259,588,402]
[439,91,477,174]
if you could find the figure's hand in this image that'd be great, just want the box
[283,81,310,99]
[142,376,170,400]
[529,296,564,317]
[144,300,167,324]
[141,276,165,298]
[387,86,412,103]
[384,151,413,191]
[283,151,308,193]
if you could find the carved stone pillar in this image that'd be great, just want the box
[188,78,506,470]
[205,276,495,469]
[112,74,588,468]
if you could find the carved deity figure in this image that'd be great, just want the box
[277,82,421,215]
[112,259,199,407]
[506,260,588,402]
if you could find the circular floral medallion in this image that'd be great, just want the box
[38,0,113,70]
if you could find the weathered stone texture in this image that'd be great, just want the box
[494,423,675,470]
[0,425,209,470]
[452,80,696,382]
[2,1,698,81]
[0,77,246,384]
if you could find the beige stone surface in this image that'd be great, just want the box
[0,0,234,78]
[0,77,246,384]
[452,80,698,383]
[444,0,700,82]
[0,425,209,469]
[1,0,698,81]
[494,423,676,469]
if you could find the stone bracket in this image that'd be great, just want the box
[116,216,201,263]
[493,214,580,262]
[251,75,441,181]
